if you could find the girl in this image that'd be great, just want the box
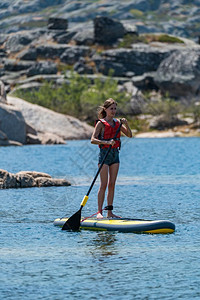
[91,98,132,219]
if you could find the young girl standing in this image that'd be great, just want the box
[91,98,132,219]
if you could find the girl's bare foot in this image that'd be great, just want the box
[107,212,121,219]
[97,213,104,219]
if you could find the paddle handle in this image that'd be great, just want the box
[81,121,122,206]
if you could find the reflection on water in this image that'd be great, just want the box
[90,232,118,258]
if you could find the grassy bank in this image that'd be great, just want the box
[14,72,200,134]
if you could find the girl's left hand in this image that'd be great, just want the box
[120,118,128,126]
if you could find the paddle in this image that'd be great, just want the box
[62,120,122,231]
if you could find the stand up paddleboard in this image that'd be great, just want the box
[54,217,175,234]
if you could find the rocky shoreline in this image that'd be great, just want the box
[0,95,93,146]
[1,2,200,145]
[0,169,71,189]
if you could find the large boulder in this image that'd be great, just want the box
[149,114,188,130]
[0,103,26,144]
[155,48,200,98]
[94,16,126,45]
[48,17,68,30]
[95,44,175,77]
[7,96,93,140]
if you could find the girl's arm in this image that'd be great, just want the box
[120,118,132,137]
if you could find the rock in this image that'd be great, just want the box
[0,129,7,140]
[3,59,35,72]
[0,71,26,85]
[0,80,7,103]
[26,123,37,135]
[26,133,42,145]
[0,0,200,43]
[16,171,51,179]
[121,82,147,115]
[0,34,8,46]
[0,103,26,144]
[132,72,158,91]
[12,75,66,86]
[16,173,37,188]
[26,132,66,145]
[4,33,33,53]
[17,47,37,61]
[27,61,58,77]
[72,29,94,46]
[7,96,93,140]
[0,127,23,146]
[60,45,92,64]
[122,21,138,36]
[1,0,63,15]
[53,31,76,44]
[35,177,71,187]
[96,44,174,77]
[97,60,126,77]
[48,17,68,30]
[0,169,17,189]
[130,91,146,115]
[149,115,188,130]
[12,82,42,93]
[35,44,68,59]
[0,169,17,188]
[0,139,22,146]
[155,48,200,99]
[74,58,94,74]
[94,16,126,45]
[0,168,71,189]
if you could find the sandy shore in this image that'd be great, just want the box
[134,126,200,138]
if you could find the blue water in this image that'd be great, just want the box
[0,138,200,300]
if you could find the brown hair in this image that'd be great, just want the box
[97,98,117,119]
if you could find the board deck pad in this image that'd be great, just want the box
[54,217,175,233]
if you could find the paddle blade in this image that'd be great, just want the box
[62,208,82,231]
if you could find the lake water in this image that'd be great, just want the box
[0,138,200,299]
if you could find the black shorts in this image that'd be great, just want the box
[98,148,120,166]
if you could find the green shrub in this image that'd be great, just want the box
[143,34,184,44]
[129,9,144,18]
[118,34,148,48]
[157,34,184,44]
[118,33,183,48]
[144,96,182,118]
[187,101,200,126]
[14,72,131,124]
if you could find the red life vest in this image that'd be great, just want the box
[98,118,121,149]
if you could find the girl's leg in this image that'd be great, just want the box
[97,164,108,219]
[107,163,120,218]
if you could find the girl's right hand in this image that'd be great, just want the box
[106,139,115,146]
